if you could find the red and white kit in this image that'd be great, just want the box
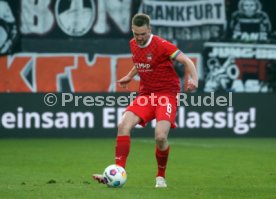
[127,34,181,128]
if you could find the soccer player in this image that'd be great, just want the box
[93,13,198,188]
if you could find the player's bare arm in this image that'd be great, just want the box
[117,66,138,88]
[175,52,198,91]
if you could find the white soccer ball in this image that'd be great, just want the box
[103,164,127,187]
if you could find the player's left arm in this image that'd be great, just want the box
[173,51,198,91]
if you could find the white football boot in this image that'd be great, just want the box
[155,176,167,188]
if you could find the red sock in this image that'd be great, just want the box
[115,135,130,168]
[155,145,170,178]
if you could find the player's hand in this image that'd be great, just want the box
[117,75,132,89]
[184,76,198,92]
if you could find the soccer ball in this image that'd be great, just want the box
[103,164,127,187]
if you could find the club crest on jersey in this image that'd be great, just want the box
[146,53,153,62]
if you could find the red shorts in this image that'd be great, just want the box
[126,93,177,128]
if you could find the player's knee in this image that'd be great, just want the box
[118,120,132,135]
[155,133,167,144]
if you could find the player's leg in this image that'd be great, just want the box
[154,94,177,188]
[155,120,170,151]
[154,120,171,188]
[93,111,141,184]
[93,95,154,185]
[115,111,141,168]
[116,95,155,168]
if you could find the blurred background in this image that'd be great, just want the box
[0,0,275,137]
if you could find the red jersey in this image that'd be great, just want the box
[130,34,181,95]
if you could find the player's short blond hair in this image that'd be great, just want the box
[132,13,151,27]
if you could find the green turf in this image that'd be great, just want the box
[0,138,275,199]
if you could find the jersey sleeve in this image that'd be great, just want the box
[160,39,181,60]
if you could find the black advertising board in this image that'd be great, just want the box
[0,93,275,138]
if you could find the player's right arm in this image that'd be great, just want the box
[117,66,138,88]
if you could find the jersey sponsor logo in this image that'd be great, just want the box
[134,62,151,69]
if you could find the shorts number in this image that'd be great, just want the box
[167,103,172,113]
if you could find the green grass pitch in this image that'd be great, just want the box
[0,138,275,199]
